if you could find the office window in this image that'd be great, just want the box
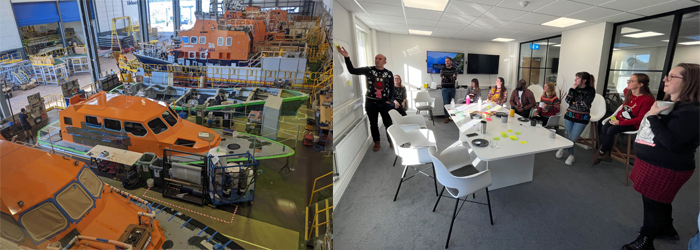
[518,36,560,87]
[671,12,700,66]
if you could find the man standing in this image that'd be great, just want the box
[509,79,536,118]
[18,108,33,143]
[337,46,395,151]
[440,57,458,123]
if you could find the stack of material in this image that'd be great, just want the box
[98,35,135,50]
[30,56,54,65]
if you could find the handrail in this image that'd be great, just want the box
[306,204,332,241]
[309,171,333,206]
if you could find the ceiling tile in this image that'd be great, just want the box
[514,12,560,24]
[379,23,409,30]
[534,0,595,16]
[356,0,403,7]
[568,6,623,21]
[482,7,530,21]
[336,0,364,12]
[407,24,437,31]
[407,18,439,26]
[368,14,406,24]
[357,3,404,16]
[501,21,540,30]
[436,21,469,29]
[460,24,491,32]
[404,7,445,20]
[441,13,479,24]
[527,24,565,33]
[629,0,700,16]
[434,27,460,34]
[356,17,378,27]
[452,0,500,6]
[472,17,510,29]
[600,0,673,12]
[381,28,409,34]
[497,0,558,12]
[446,1,493,16]
[569,0,617,5]
[431,32,457,38]
[592,12,644,22]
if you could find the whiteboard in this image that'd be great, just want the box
[333,40,356,106]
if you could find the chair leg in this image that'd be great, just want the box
[432,163,438,196]
[416,109,420,115]
[393,165,409,202]
[625,135,631,186]
[429,110,435,126]
[473,193,475,199]
[433,186,445,212]
[486,188,494,225]
[445,197,460,249]
[393,155,398,167]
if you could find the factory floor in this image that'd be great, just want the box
[24,102,332,249]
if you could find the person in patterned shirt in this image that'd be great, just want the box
[338,46,395,151]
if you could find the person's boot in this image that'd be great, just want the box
[601,151,613,162]
[373,141,381,151]
[592,151,604,165]
[444,118,449,123]
[621,234,655,250]
[389,143,394,149]
[656,226,680,241]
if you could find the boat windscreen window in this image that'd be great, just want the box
[199,36,206,44]
[1,213,25,243]
[78,168,103,197]
[147,118,169,135]
[55,183,94,221]
[182,36,189,44]
[217,37,224,46]
[85,116,101,128]
[191,36,197,44]
[124,121,148,137]
[20,202,68,242]
[104,118,121,131]
[226,37,232,46]
[64,117,72,125]
[161,111,178,127]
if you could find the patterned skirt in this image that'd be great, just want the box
[629,158,694,204]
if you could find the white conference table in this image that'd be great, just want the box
[445,103,573,190]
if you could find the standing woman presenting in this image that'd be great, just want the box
[556,72,596,165]
[622,63,700,250]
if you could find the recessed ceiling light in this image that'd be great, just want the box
[661,40,669,42]
[686,35,700,41]
[621,27,641,34]
[492,38,514,42]
[623,31,664,38]
[679,41,700,45]
[613,48,620,51]
[541,17,586,28]
[403,0,449,11]
[553,44,561,47]
[409,29,432,36]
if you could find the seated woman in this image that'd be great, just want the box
[509,79,536,117]
[593,73,655,165]
[487,77,508,105]
[393,75,407,116]
[467,78,482,101]
[532,82,561,124]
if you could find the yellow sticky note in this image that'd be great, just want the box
[515,132,521,135]
[493,137,500,141]
[347,80,351,85]
[502,134,508,138]
[510,136,518,141]
[520,141,527,144]
[507,130,513,133]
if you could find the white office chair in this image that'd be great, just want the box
[529,108,562,128]
[415,91,435,126]
[388,109,426,131]
[387,125,439,201]
[599,104,649,186]
[429,145,493,249]
[577,94,606,150]
[527,84,544,102]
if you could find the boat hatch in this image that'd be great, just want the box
[174,139,196,147]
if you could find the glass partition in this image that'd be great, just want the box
[518,36,561,88]
[671,13,700,66]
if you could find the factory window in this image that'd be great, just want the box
[85,116,101,128]
[78,168,103,197]
[190,36,197,44]
[182,36,189,44]
[226,37,232,46]
[161,111,178,127]
[147,118,169,135]
[20,202,68,242]
[1,213,24,243]
[104,118,121,131]
[217,37,224,46]
[199,36,206,44]
[124,121,148,137]
[55,183,94,220]
[189,51,196,59]
[63,117,72,125]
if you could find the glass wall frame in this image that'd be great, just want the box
[517,35,562,88]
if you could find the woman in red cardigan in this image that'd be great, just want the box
[621,63,699,250]
[592,73,655,165]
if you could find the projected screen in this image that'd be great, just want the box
[427,51,464,74]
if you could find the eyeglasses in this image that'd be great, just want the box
[664,75,683,81]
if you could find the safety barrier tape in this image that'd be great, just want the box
[142,187,237,224]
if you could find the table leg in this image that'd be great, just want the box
[486,154,536,190]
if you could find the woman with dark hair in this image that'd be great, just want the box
[593,73,654,165]
[556,72,596,165]
[393,75,407,116]
[622,63,700,250]
[487,77,507,105]
[532,82,561,124]
[468,78,481,100]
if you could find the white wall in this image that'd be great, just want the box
[0,0,23,52]
[95,0,140,33]
[376,32,519,91]
[672,45,700,65]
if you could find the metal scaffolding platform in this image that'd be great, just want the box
[1,60,32,84]
[33,60,69,85]
[61,54,90,75]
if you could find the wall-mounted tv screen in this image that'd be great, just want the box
[427,51,464,74]
[466,53,499,74]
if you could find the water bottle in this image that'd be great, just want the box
[450,99,455,109]
[466,96,470,106]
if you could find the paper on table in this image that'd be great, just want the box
[456,105,470,112]
[488,105,501,112]
[460,119,481,131]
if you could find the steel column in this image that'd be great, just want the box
[77,0,102,90]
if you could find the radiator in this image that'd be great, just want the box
[333,117,368,177]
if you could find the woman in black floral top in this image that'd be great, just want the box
[393,75,407,116]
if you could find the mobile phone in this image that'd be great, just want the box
[466,133,478,137]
